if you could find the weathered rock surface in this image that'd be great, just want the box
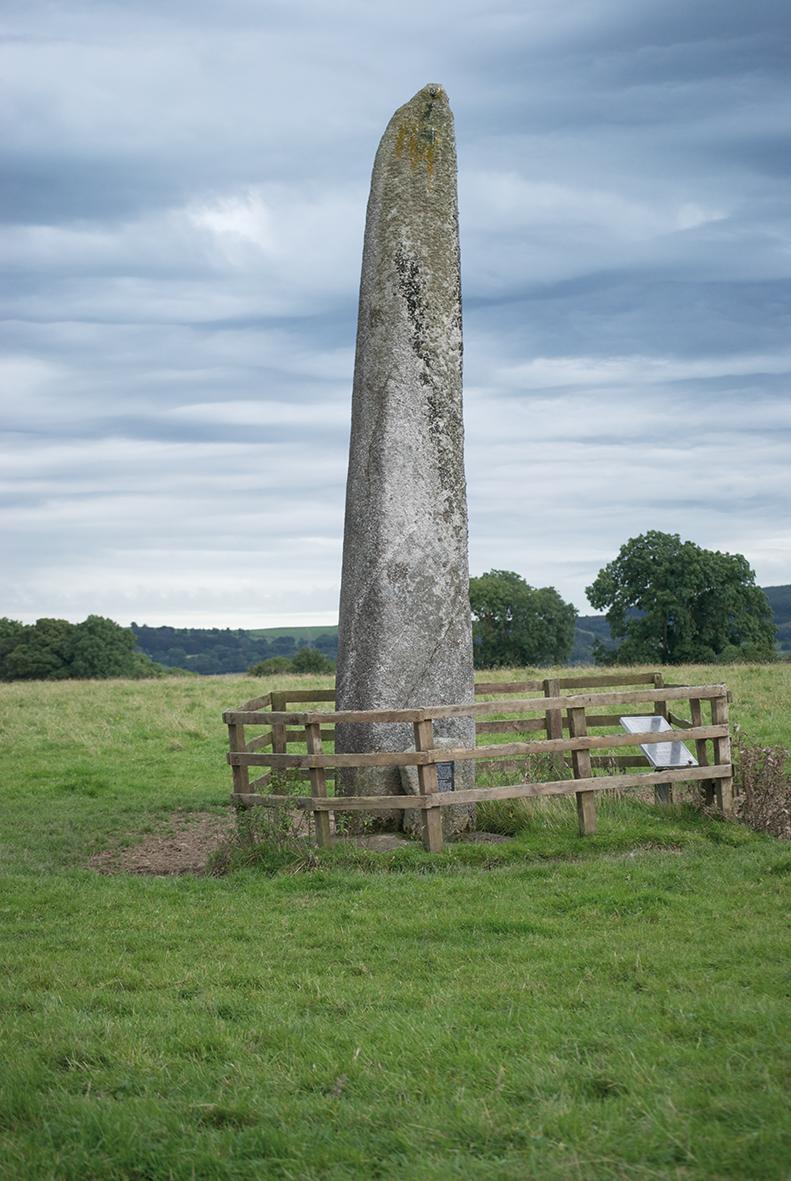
[335,83,475,833]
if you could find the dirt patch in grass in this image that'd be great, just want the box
[87,813,513,875]
[89,810,235,876]
[88,812,423,875]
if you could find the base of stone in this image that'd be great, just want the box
[335,829,507,850]
[339,833,413,852]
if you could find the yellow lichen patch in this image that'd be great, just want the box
[395,120,438,174]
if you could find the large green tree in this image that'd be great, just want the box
[2,617,74,680]
[586,531,776,665]
[68,615,140,678]
[469,570,577,668]
[0,616,160,681]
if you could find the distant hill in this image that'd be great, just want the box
[568,614,615,665]
[131,624,338,675]
[132,585,790,673]
[763,585,791,655]
[246,625,336,641]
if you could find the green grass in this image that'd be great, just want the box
[246,625,337,640]
[0,667,789,1179]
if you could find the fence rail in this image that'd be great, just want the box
[223,671,733,853]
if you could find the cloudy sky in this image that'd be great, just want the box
[2,0,789,627]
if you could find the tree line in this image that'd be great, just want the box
[0,532,779,681]
[0,616,164,681]
[131,624,338,676]
[469,532,776,668]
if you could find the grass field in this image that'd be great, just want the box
[1,666,789,1179]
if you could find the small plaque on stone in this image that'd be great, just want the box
[436,761,455,792]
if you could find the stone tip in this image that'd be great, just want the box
[392,84,452,131]
[415,82,448,103]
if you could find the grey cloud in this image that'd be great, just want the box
[1,0,789,624]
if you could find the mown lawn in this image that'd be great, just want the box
[0,667,789,1180]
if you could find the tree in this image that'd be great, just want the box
[0,618,27,678]
[249,656,294,676]
[469,571,577,668]
[586,531,776,665]
[291,647,334,674]
[0,615,166,681]
[68,615,139,678]
[2,617,74,680]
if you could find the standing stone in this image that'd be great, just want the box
[335,83,475,834]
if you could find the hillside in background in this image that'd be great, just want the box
[764,585,791,655]
[568,614,615,664]
[132,585,790,673]
[131,624,338,675]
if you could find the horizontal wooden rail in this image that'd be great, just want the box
[476,718,547,734]
[590,755,648,768]
[475,712,677,735]
[225,706,425,726]
[452,724,725,760]
[552,672,661,690]
[474,673,659,695]
[265,689,336,703]
[244,732,273,752]
[248,772,273,792]
[238,693,272,712]
[230,749,428,769]
[283,727,335,743]
[228,723,725,771]
[241,713,667,744]
[232,762,730,811]
[223,684,726,727]
[475,755,649,773]
[241,674,665,710]
[421,685,726,720]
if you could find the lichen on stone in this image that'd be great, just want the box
[394,119,439,174]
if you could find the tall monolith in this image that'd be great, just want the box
[335,83,475,834]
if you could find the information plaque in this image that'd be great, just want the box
[619,715,698,769]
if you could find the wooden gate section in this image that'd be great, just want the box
[223,676,732,854]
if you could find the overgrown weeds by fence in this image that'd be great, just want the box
[733,740,791,840]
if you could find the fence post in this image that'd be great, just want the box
[414,718,443,854]
[690,697,715,806]
[652,671,672,805]
[271,691,287,757]
[543,677,563,774]
[568,706,597,836]
[228,720,250,804]
[711,693,734,816]
[305,721,333,848]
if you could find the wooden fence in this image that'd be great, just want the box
[223,672,733,853]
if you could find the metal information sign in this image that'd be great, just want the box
[619,715,698,769]
[436,761,455,792]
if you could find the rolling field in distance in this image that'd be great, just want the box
[0,665,789,1179]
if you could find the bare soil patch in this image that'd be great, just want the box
[87,812,511,876]
[89,810,234,876]
[88,811,419,875]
